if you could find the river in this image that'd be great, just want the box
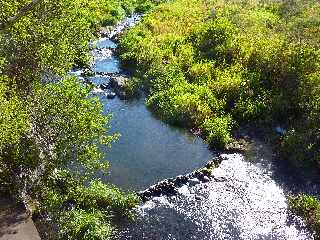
[70,15,315,239]
[71,15,214,192]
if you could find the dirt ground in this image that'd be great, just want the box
[0,197,40,240]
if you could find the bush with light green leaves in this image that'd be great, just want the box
[119,0,320,165]
[289,195,320,239]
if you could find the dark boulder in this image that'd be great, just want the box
[105,91,116,99]
[174,175,189,187]
[110,75,130,100]
[81,68,94,77]
[188,178,200,187]
[100,82,111,90]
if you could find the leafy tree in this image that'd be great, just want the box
[0,0,144,238]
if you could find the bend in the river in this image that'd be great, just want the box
[70,15,316,239]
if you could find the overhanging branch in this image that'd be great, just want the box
[0,0,42,30]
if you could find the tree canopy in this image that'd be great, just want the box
[0,0,146,239]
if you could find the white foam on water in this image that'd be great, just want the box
[124,153,313,240]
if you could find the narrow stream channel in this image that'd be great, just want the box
[71,15,214,191]
[71,15,315,239]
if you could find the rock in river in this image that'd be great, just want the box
[110,74,129,100]
[105,91,116,99]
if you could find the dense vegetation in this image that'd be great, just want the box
[0,0,159,239]
[119,0,320,166]
[119,0,320,235]
[1,0,320,238]
[290,195,320,239]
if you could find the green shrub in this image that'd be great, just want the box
[123,77,143,98]
[201,116,233,149]
[120,0,319,160]
[189,17,236,63]
[280,129,308,167]
[147,82,224,127]
[289,195,320,239]
[135,0,154,13]
[71,181,141,218]
[39,172,141,240]
[58,209,114,240]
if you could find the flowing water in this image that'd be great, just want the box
[70,15,315,239]
[114,150,314,240]
[71,15,214,191]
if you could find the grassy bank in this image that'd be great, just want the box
[119,0,319,168]
[118,0,320,235]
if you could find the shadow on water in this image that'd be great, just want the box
[243,137,320,197]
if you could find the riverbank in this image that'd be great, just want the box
[75,8,320,238]
[0,198,40,240]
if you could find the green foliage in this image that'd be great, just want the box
[0,77,139,239]
[0,1,144,239]
[0,80,29,148]
[123,76,142,98]
[39,172,140,240]
[29,77,114,175]
[59,209,114,240]
[289,195,320,239]
[0,79,30,192]
[190,17,236,63]
[201,116,233,149]
[72,0,156,28]
[120,0,320,156]
[63,180,140,219]
[147,82,224,127]
[0,0,93,82]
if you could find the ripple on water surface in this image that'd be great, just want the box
[115,154,313,240]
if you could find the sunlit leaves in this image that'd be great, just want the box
[0,1,143,238]
[0,80,29,148]
[120,0,320,156]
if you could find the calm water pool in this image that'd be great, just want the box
[74,17,214,191]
